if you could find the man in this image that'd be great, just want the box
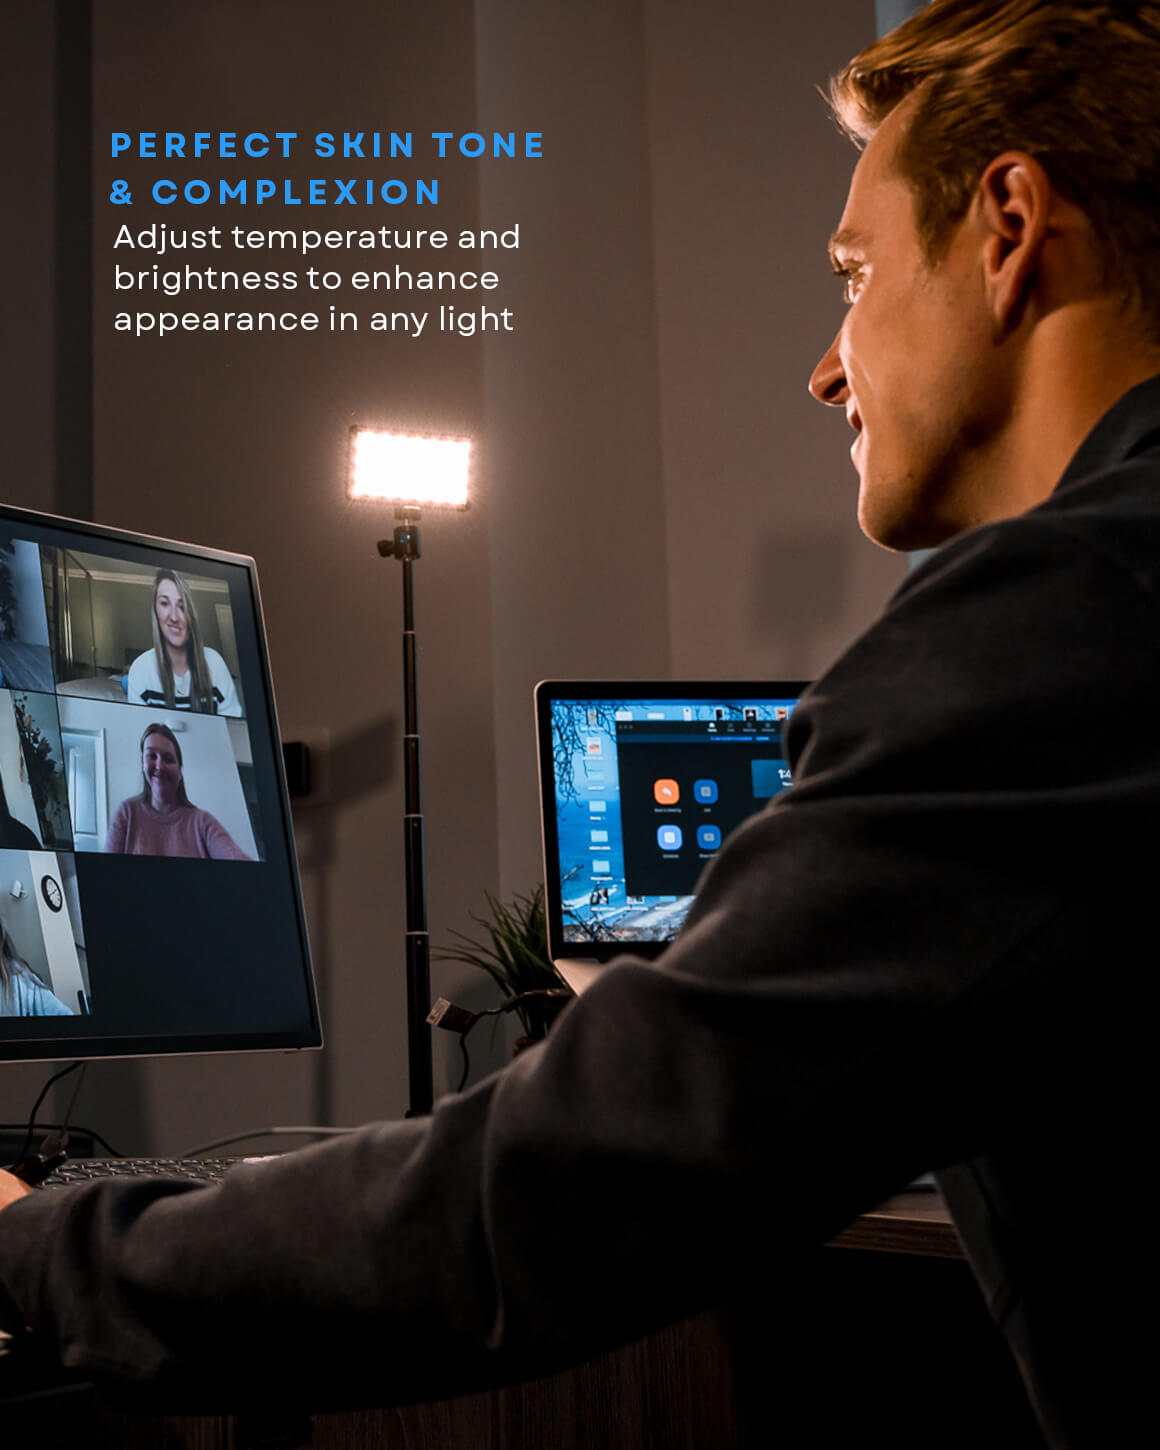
[2,3,1156,1444]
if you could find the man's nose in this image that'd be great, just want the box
[808,328,849,406]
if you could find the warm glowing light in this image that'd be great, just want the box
[348,428,471,508]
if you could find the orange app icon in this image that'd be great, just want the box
[654,778,680,805]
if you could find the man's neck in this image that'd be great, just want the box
[987,311,1160,519]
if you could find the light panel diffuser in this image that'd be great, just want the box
[348,428,471,509]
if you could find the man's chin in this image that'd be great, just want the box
[857,485,959,553]
[860,519,941,552]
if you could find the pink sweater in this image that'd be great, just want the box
[105,798,251,861]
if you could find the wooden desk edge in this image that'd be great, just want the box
[827,1189,963,1259]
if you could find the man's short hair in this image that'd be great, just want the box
[829,0,1160,329]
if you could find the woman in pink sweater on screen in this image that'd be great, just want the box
[105,723,251,861]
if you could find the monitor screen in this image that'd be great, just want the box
[537,681,807,960]
[0,504,319,1061]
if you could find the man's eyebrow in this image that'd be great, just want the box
[827,227,866,267]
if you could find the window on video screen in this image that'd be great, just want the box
[0,525,304,1039]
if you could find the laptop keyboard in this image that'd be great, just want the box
[34,1157,252,1189]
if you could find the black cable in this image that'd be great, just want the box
[457,1032,472,1093]
[13,1062,82,1168]
[176,1126,358,1159]
[52,1065,87,1152]
[431,988,573,1093]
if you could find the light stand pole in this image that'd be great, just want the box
[348,425,471,1118]
[378,507,433,1117]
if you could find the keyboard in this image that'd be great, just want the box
[33,1157,257,1189]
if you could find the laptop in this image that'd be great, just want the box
[536,680,807,994]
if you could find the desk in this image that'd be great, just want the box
[827,1185,964,1257]
[3,1190,1046,1449]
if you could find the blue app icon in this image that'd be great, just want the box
[697,824,722,851]
[657,824,683,851]
[694,778,718,804]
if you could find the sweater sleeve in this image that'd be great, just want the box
[104,801,130,855]
[196,811,251,862]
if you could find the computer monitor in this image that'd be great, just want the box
[0,502,319,1062]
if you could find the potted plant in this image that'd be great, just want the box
[438,885,572,1052]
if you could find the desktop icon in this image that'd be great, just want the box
[694,779,718,804]
[657,824,683,851]
[654,779,680,805]
[696,824,722,851]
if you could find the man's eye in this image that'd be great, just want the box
[831,255,863,301]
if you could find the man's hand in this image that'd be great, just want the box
[0,1170,33,1210]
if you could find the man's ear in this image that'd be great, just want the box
[974,152,1053,338]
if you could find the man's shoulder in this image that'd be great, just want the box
[1008,374,1160,582]
[790,481,1160,786]
[899,463,1160,622]
[1036,446,1160,585]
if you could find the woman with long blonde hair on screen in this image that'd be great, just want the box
[126,569,241,716]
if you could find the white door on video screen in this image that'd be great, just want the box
[63,728,108,851]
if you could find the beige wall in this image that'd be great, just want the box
[644,1,905,685]
[0,1,901,1152]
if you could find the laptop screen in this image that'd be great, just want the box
[0,503,319,1062]
[536,681,807,963]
